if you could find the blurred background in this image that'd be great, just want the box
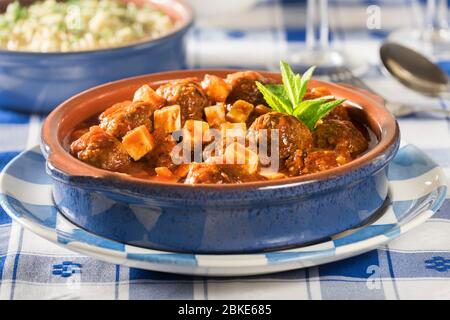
[184,0,450,122]
[186,0,450,71]
[1,0,449,113]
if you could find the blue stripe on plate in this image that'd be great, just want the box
[266,248,336,264]
[56,227,125,252]
[5,150,50,185]
[388,145,438,181]
[127,253,197,267]
[333,224,399,247]
[4,195,57,228]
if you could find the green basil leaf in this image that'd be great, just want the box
[294,73,302,105]
[256,61,340,131]
[280,60,298,109]
[293,96,335,117]
[255,81,292,114]
[265,84,291,108]
[298,66,316,103]
[300,99,346,130]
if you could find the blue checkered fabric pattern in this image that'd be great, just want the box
[1,0,450,299]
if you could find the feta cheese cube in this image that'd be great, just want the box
[154,105,181,133]
[122,125,155,161]
[204,103,226,128]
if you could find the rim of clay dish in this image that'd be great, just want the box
[42,69,400,190]
[0,0,194,56]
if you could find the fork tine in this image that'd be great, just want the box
[340,67,374,92]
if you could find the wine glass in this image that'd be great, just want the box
[388,0,450,61]
[280,0,369,76]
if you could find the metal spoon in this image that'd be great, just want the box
[380,42,450,99]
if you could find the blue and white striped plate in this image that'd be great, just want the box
[0,144,447,276]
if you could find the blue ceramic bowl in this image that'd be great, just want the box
[0,0,193,114]
[41,70,400,254]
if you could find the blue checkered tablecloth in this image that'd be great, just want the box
[1,0,450,300]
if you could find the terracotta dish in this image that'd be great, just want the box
[41,70,400,253]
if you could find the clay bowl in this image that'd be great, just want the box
[0,0,193,113]
[41,70,400,254]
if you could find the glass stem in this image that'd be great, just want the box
[305,0,316,50]
[305,0,330,51]
[319,0,330,49]
[426,0,449,30]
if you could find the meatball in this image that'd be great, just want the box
[156,78,209,125]
[248,112,313,160]
[99,100,159,138]
[184,163,263,184]
[314,119,369,157]
[225,71,273,105]
[201,74,231,103]
[246,104,272,127]
[145,128,178,169]
[324,105,351,121]
[303,150,350,174]
[70,126,130,172]
[284,149,305,176]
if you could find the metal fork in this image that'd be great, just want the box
[325,66,450,117]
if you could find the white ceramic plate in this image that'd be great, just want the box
[0,143,446,276]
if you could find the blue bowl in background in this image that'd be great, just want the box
[0,0,193,114]
[41,70,400,254]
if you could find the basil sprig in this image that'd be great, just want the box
[256,61,346,130]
